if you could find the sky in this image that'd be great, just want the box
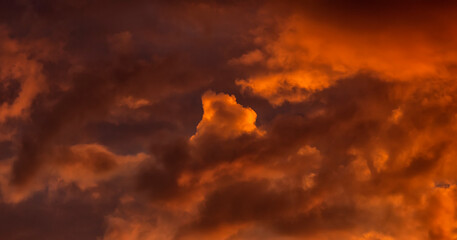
[1,1,457,239]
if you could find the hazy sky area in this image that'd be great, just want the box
[2,1,457,239]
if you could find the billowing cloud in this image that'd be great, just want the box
[0,27,47,122]
[1,144,148,203]
[191,91,263,140]
[234,3,457,105]
[2,1,457,240]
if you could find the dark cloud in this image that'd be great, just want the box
[2,0,457,239]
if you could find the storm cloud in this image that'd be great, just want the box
[2,1,457,240]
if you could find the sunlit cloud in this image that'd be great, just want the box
[2,1,457,239]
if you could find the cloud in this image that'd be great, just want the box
[1,144,148,203]
[191,91,263,141]
[3,1,457,240]
[234,5,457,105]
[0,26,52,123]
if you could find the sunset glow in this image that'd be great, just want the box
[2,1,457,239]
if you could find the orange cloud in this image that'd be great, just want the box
[0,27,47,122]
[235,13,457,105]
[3,1,457,240]
[190,91,263,141]
[0,144,148,203]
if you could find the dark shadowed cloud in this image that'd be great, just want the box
[2,1,457,240]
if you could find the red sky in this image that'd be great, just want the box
[1,1,457,239]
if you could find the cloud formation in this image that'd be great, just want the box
[2,1,457,240]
